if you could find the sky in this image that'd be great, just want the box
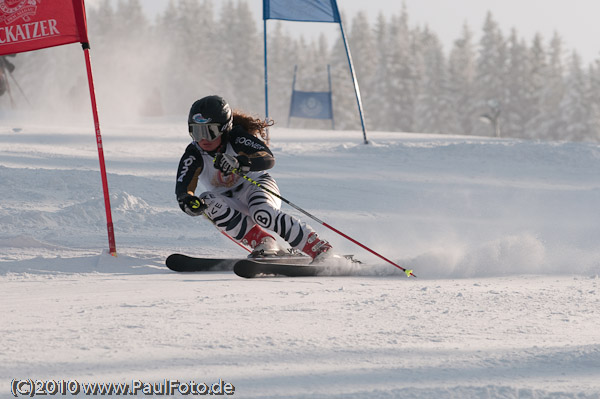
[90,0,600,64]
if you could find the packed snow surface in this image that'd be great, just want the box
[1,120,600,398]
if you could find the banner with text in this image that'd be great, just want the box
[0,0,88,55]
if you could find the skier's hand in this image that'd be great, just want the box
[178,195,206,216]
[214,153,250,176]
[236,155,251,174]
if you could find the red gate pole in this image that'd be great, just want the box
[82,43,117,256]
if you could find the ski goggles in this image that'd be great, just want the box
[189,123,224,142]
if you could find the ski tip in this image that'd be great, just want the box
[233,261,259,278]
[165,253,183,263]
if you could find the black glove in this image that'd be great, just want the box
[178,195,206,216]
[214,153,251,176]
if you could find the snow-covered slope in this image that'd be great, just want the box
[1,121,599,398]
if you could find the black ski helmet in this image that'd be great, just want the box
[188,95,233,138]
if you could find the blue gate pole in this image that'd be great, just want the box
[288,65,298,127]
[327,64,334,130]
[263,19,270,142]
[337,19,368,144]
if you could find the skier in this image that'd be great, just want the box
[175,95,332,261]
[0,55,16,97]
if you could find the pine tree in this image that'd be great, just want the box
[523,33,548,139]
[560,51,592,141]
[298,34,334,130]
[447,23,477,135]
[217,0,263,114]
[387,8,416,132]
[152,0,181,115]
[588,60,600,141]
[330,12,361,130]
[99,0,151,120]
[539,32,567,140]
[348,11,376,130]
[265,22,301,125]
[368,13,391,131]
[503,29,530,138]
[164,0,219,113]
[87,0,114,42]
[414,27,452,134]
[474,12,507,137]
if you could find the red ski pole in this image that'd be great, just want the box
[235,169,415,277]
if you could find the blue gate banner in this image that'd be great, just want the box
[263,0,341,23]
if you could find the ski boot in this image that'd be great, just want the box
[302,232,333,263]
[243,225,284,258]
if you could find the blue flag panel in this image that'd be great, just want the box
[263,0,341,23]
[289,91,333,120]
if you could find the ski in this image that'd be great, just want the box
[165,253,312,273]
[233,255,362,278]
[165,254,238,272]
[166,253,365,277]
[234,259,325,278]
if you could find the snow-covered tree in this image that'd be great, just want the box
[474,12,507,137]
[348,11,376,130]
[447,23,477,135]
[520,33,548,139]
[265,22,301,124]
[536,32,567,140]
[414,27,453,134]
[219,0,263,114]
[588,60,600,141]
[330,11,362,130]
[503,29,531,138]
[386,7,416,132]
[559,51,592,141]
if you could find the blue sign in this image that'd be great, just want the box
[289,91,333,120]
[264,0,341,23]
